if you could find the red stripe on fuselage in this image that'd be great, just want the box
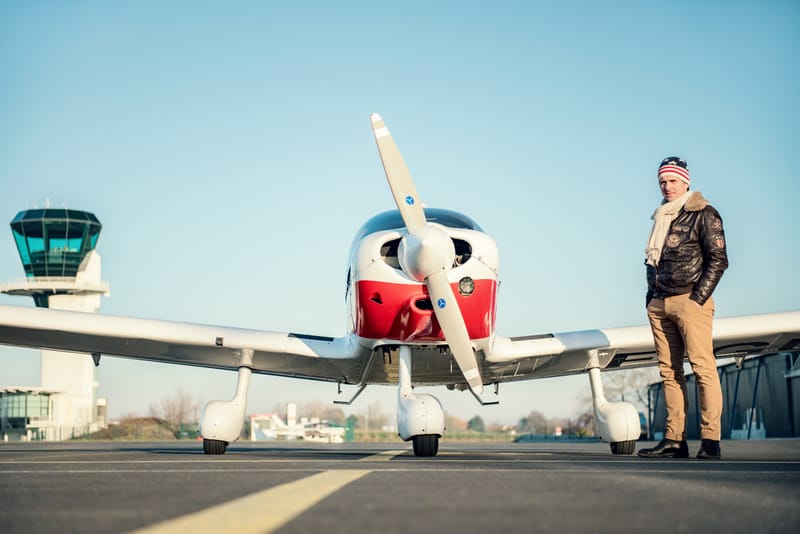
[354,279,497,341]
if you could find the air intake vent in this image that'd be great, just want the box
[380,238,401,268]
[380,237,472,268]
[452,238,472,266]
[415,298,433,310]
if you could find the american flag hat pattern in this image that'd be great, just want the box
[658,156,690,185]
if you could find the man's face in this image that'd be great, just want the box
[659,176,689,202]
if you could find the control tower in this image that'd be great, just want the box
[0,208,110,439]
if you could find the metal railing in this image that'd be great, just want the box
[0,277,109,294]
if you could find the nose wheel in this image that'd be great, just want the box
[412,434,439,457]
[203,438,228,455]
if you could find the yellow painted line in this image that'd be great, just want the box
[358,449,408,461]
[0,459,348,465]
[129,469,370,534]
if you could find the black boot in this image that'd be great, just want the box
[637,438,689,458]
[696,439,721,459]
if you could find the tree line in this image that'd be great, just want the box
[138,368,657,437]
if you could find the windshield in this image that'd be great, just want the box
[353,208,483,241]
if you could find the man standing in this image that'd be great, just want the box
[638,157,728,460]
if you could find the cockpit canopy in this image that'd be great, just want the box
[353,208,483,243]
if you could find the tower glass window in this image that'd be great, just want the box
[10,209,102,278]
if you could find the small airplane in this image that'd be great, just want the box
[249,412,345,443]
[1,114,799,456]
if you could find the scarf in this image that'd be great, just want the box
[645,190,693,267]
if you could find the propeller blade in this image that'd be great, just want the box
[370,113,426,234]
[370,113,484,394]
[426,270,484,394]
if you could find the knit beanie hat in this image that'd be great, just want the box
[658,156,690,185]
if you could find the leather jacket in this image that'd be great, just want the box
[646,192,728,306]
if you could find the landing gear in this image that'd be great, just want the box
[198,349,254,455]
[396,346,445,457]
[610,440,636,455]
[412,434,439,457]
[586,351,641,455]
[203,439,227,455]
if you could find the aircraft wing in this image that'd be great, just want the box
[3,303,799,388]
[0,304,372,383]
[483,311,800,383]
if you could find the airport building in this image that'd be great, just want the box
[646,351,800,440]
[0,208,109,441]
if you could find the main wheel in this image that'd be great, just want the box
[610,440,635,455]
[203,438,228,455]
[412,434,439,457]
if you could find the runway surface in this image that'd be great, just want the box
[1,439,799,534]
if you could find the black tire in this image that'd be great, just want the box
[610,440,635,455]
[412,434,439,457]
[203,439,227,455]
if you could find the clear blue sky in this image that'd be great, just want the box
[1,1,798,425]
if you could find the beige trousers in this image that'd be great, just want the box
[647,293,722,441]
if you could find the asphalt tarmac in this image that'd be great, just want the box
[1,439,798,534]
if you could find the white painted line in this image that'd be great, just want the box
[128,469,370,534]
[373,126,390,138]
[0,459,350,465]
[358,449,408,461]
[4,467,799,476]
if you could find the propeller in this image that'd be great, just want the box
[370,113,484,394]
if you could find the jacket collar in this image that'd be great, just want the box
[684,191,709,212]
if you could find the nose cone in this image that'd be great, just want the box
[398,226,456,281]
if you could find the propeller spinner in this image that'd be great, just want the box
[370,113,484,394]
